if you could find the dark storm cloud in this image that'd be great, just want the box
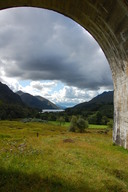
[0,7,113,90]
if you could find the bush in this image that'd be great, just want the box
[88,113,97,124]
[88,112,103,125]
[69,116,88,133]
[69,125,76,132]
[69,116,77,132]
[101,116,109,125]
[77,118,88,132]
[57,116,65,126]
[107,120,113,128]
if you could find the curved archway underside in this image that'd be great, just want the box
[0,0,128,148]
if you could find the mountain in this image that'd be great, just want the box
[74,91,113,109]
[0,82,23,105]
[0,82,37,120]
[16,90,24,97]
[66,91,114,118]
[35,96,59,109]
[16,91,59,110]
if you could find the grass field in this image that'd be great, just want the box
[89,124,107,129]
[49,121,107,129]
[0,120,128,192]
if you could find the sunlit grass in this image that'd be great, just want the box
[0,120,128,192]
[89,124,107,129]
[49,121,107,129]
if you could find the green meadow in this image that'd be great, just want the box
[49,121,107,129]
[0,120,128,192]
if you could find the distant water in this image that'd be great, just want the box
[42,109,65,113]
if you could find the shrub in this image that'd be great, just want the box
[101,116,109,125]
[69,116,77,132]
[88,113,97,124]
[69,125,76,132]
[57,116,65,126]
[77,118,88,132]
[107,120,113,129]
[69,116,88,133]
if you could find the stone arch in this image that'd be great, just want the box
[0,0,128,148]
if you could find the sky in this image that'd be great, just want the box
[0,7,113,108]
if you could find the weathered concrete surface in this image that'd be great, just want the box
[0,0,128,148]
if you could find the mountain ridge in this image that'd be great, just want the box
[73,91,113,109]
[0,82,23,105]
[0,82,37,119]
[66,91,114,118]
[16,91,59,111]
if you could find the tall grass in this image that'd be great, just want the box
[0,120,128,192]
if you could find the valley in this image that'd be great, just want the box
[0,82,127,191]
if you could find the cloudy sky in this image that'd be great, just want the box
[0,7,113,108]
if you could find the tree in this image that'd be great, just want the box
[107,120,113,128]
[57,116,65,126]
[69,116,88,133]
[88,113,97,124]
[101,116,109,125]
[88,112,103,125]
[69,116,77,132]
[0,110,7,120]
[77,117,88,132]
[96,111,102,125]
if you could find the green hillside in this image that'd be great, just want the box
[66,91,113,119]
[16,91,59,111]
[0,82,37,119]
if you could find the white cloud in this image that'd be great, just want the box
[46,85,109,107]
[0,76,21,92]
[0,7,113,89]
[30,81,57,90]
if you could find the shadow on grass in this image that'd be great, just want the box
[0,167,94,192]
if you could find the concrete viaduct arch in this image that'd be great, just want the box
[0,0,128,148]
